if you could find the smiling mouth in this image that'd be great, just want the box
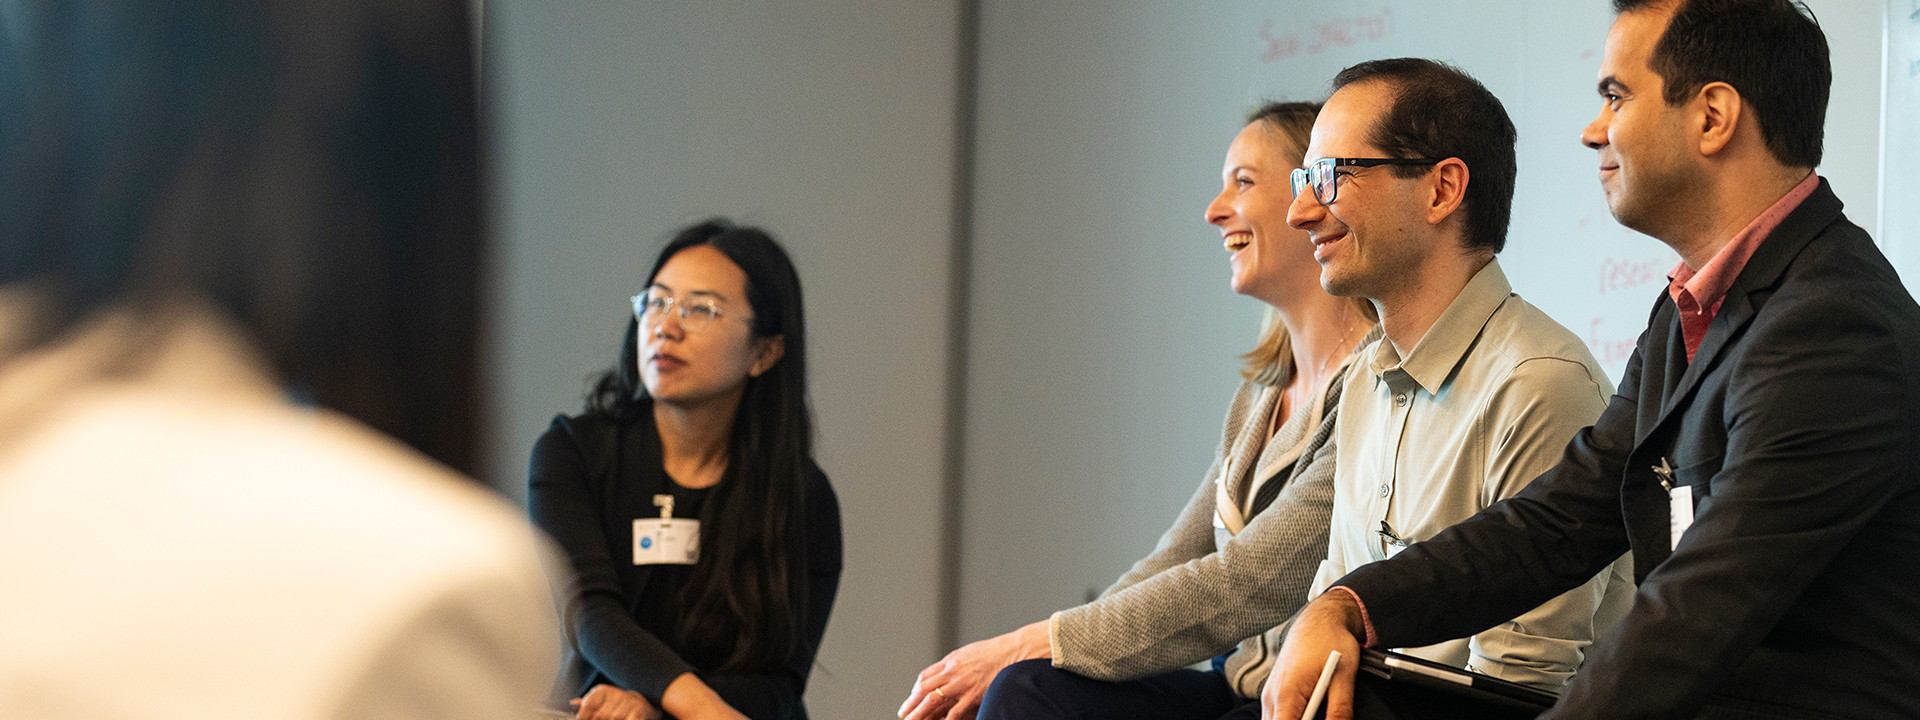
[1223,232,1252,252]
[1309,231,1346,261]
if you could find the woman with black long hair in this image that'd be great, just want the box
[531,219,842,720]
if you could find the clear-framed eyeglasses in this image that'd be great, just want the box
[1290,156,1443,205]
[631,292,730,332]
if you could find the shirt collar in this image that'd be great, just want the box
[1368,257,1513,395]
[1666,172,1820,313]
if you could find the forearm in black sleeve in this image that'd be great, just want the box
[1339,345,1644,648]
[574,595,697,700]
[528,418,696,702]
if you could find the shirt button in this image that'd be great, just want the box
[1394,393,1408,407]
[1378,484,1391,498]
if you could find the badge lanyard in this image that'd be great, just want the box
[633,493,701,565]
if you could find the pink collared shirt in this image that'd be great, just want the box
[1666,173,1820,362]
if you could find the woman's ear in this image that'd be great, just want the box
[749,335,786,377]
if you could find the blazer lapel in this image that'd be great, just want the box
[1649,179,1845,428]
[1250,388,1318,490]
[1657,307,1687,411]
[1617,299,1688,573]
[1217,385,1281,531]
[1619,296,1682,449]
[1656,288,1756,419]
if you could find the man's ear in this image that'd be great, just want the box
[1694,81,1742,157]
[749,335,786,378]
[1426,157,1470,226]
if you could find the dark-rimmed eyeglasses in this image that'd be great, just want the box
[1290,157,1443,205]
[631,292,731,332]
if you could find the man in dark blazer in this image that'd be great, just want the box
[1259,1,1920,719]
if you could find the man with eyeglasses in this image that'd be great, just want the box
[1275,57,1636,712]
[1265,2,1920,719]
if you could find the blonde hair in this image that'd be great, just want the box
[1236,101,1378,386]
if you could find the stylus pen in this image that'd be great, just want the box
[1301,650,1342,720]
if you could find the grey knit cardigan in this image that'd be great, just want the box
[1047,334,1371,698]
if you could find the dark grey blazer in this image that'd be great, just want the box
[1339,179,1920,719]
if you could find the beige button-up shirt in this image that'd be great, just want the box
[1312,259,1635,690]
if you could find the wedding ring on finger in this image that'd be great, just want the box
[932,688,948,700]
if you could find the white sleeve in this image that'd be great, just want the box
[329,572,563,720]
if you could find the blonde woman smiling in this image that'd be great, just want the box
[899,102,1377,720]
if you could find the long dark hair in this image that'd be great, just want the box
[0,0,485,474]
[587,218,814,673]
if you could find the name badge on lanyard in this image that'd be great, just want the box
[1655,458,1693,551]
[634,493,700,565]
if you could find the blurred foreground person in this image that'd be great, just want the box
[0,2,559,719]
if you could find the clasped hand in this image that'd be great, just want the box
[898,619,1051,720]
[571,675,749,720]
[571,684,661,720]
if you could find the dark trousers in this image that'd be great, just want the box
[976,658,1544,720]
[975,659,1257,720]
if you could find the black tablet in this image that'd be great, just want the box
[1358,649,1558,713]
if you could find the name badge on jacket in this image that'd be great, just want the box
[1655,458,1693,550]
[634,493,700,565]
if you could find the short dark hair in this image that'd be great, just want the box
[0,0,486,474]
[1331,59,1517,254]
[1612,0,1829,168]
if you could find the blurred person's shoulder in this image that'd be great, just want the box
[0,309,559,720]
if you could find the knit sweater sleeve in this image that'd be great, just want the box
[1050,379,1340,681]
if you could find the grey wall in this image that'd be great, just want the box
[484,2,964,717]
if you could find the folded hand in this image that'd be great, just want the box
[898,619,1051,720]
